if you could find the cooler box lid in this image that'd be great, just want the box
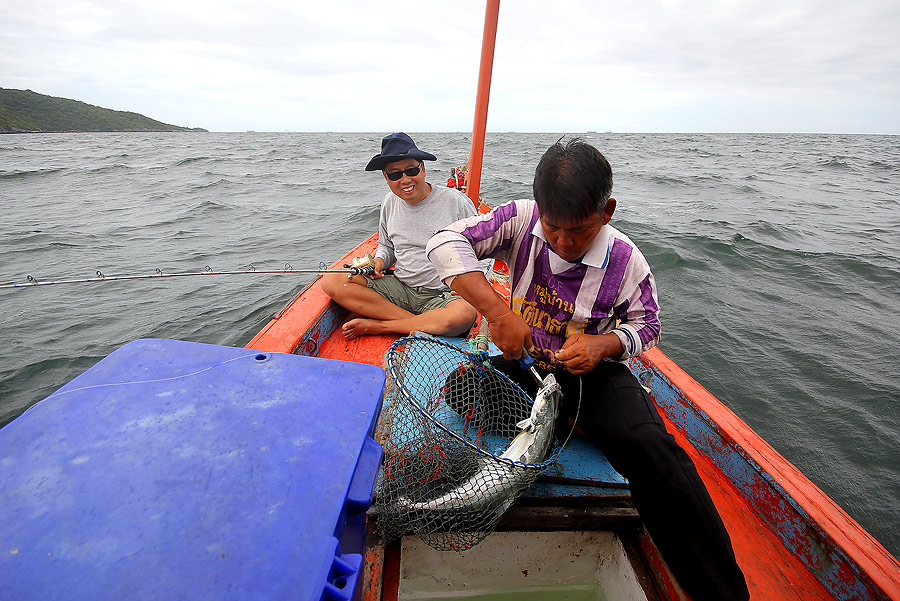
[0,339,385,601]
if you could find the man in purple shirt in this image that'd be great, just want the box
[426,139,749,601]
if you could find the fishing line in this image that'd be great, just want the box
[33,352,267,407]
[556,375,582,452]
[534,376,630,489]
[0,260,394,290]
[534,376,631,490]
[537,373,582,467]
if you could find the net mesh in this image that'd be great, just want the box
[374,335,560,551]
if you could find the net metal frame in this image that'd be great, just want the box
[374,334,561,551]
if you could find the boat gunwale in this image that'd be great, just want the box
[634,349,900,599]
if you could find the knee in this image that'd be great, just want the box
[445,302,477,335]
[451,299,477,324]
[617,423,696,485]
[618,423,670,458]
[321,273,350,299]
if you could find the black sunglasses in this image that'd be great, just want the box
[384,164,422,181]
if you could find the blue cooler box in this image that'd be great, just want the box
[0,339,385,601]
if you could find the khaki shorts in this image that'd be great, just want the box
[366,276,463,314]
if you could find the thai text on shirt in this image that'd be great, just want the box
[427,199,661,368]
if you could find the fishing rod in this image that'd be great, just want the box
[0,254,393,290]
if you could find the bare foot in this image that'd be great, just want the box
[342,317,386,340]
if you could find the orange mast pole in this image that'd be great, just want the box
[466,0,500,206]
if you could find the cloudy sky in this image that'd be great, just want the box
[4,0,899,133]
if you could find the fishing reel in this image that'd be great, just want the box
[343,253,380,278]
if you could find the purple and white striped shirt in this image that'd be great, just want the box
[426,199,661,368]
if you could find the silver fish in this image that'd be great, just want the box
[402,372,562,513]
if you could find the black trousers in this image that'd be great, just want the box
[490,357,750,601]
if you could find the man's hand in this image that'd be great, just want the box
[554,332,623,375]
[371,257,386,279]
[487,310,533,361]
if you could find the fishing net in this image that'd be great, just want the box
[373,335,561,552]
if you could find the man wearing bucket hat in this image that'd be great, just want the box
[322,133,479,340]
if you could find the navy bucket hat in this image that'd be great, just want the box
[365,132,438,171]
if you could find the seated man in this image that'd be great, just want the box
[321,132,478,340]
[426,139,749,601]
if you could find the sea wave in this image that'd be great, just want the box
[173,156,211,166]
[0,166,68,180]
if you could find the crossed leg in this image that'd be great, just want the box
[320,273,477,340]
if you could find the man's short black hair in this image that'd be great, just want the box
[533,138,613,222]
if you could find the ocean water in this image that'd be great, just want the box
[1,131,898,558]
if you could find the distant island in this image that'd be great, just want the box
[0,88,207,133]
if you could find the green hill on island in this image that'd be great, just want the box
[0,88,207,133]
